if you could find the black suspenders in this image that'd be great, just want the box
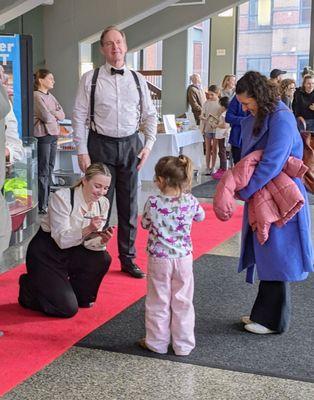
[90,67,100,133]
[130,70,143,130]
[89,67,143,132]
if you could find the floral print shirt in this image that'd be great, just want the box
[141,193,205,258]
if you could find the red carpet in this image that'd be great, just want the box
[0,203,243,396]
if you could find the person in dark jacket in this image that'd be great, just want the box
[292,74,314,131]
[225,95,248,164]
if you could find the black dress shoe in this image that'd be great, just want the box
[121,263,146,279]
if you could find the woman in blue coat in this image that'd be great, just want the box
[236,71,313,334]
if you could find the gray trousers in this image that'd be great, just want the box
[37,135,57,210]
[87,130,142,266]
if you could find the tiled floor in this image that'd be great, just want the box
[1,174,314,399]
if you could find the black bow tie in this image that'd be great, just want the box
[111,67,124,76]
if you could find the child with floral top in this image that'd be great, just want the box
[138,155,205,356]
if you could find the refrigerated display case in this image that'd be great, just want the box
[4,137,38,244]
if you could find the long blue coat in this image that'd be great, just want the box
[238,101,314,283]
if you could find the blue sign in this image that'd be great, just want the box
[0,34,22,136]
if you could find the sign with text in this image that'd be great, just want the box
[0,34,22,134]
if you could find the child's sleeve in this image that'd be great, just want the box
[141,198,152,229]
[193,197,205,222]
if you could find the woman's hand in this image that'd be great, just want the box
[99,226,115,244]
[89,216,104,232]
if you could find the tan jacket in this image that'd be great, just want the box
[187,84,206,124]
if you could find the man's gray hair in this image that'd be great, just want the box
[100,25,126,47]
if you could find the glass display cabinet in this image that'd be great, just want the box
[4,137,38,244]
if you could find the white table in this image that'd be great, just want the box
[139,129,204,181]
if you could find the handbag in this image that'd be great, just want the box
[300,131,314,193]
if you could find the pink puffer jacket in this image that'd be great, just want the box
[213,150,308,244]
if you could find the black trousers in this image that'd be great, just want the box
[37,135,58,211]
[250,281,291,333]
[87,130,142,266]
[19,228,111,318]
[231,145,242,165]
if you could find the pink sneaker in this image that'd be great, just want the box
[212,169,225,180]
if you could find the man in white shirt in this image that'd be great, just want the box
[73,26,157,278]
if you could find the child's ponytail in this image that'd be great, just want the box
[178,155,193,190]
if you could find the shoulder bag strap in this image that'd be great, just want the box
[90,67,100,132]
[130,70,143,131]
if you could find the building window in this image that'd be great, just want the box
[249,0,272,29]
[298,56,310,82]
[247,58,271,76]
[236,0,311,84]
[300,0,311,25]
[193,42,203,75]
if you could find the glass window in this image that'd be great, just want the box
[193,42,203,75]
[247,58,271,76]
[236,0,311,85]
[300,0,311,24]
[249,0,272,29]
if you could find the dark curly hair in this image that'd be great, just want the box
[235,71,278,136]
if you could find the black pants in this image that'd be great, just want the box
[37,135,57,211]
[231,145,242,165]
[19,228,111,318]
[88,130,142,266]
[250,281,291,333]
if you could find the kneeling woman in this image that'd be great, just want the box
[19,163,113,318]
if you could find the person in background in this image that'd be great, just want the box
[73,26,157,279]
[212,96,230,180]
[220,74,236,99]
[269,69,286,85]
[18,163,113,318]
[5,103,25,163]
[225,95,248,165]
[139,155,205,356]
[0,83,12,338]
[200,85,221,175]
[187,73,206,125]
[235,71,313,335]
[33,69,65,214]
[279,78,296,110]
[292,74,314,132]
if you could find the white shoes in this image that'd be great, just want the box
[241,315,252,325]
[244,322,276,335]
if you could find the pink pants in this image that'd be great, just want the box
[145,254,195,356]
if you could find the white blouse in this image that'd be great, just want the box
[41,185,109,250]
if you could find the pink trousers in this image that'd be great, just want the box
[145,254,195,356]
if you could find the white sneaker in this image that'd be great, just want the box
[244,322,276,334]
[241,315,252,325]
